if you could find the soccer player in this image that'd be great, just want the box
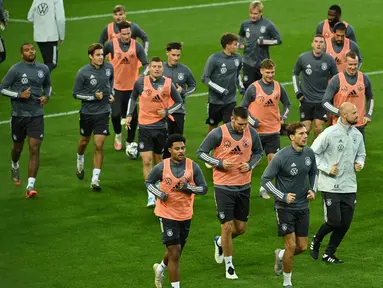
[0,43,51,198]
[316,5,357,42]
[99,4,149,55]
[293,34,338,141]
[310,102,365,264]
[163,42,196,136]
[27,0,65,74]
[260,122,318,288]
[202,33,244,135]
[325,22,362,73]
[0,0,9,63]
[197,106,263,279]
[241,59,291,199]
[322,51,373,140]
[72,43,115,191]
[126,57,183,207]
[103,21,148,154]
[238,0,282,89]
[146,134,208,288]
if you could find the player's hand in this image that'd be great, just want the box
[95,90,103,100]
[298,96,304,101]
[19,87,31,99]
[280,119,285,125]
[40,96,48,105]
[329,163,339,177]
[239,162,250,173]
[159,191,168,202]
[354,162,363,172]
[286,193,296,204]
[307,190,315,200]
[158,109,166,118]
[176,83,183,93]
[126,115,132,130]
[175,180,187,192]
[362,117,371,125]
[222,159,233,170]
[108,95,115,104]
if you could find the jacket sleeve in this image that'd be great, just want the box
[311,129,332,174]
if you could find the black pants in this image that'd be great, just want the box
[0,36,6,63]
[243,63,262,89]
[37,41,58,72]
[314,192,356,255]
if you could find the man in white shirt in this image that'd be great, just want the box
[27,0,65,73]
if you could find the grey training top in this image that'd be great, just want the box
[293,51,338,103]
[0,61,51,117]
[202,51,243,105]
[72,62,114,115]
[163,62,196,115]
[316,20,357,43]
[261,145,318,210]
[127,76,183,130]
[145,159,208,198]
[240,79,291,131]
[197,123,263,192]
[238,17,282,68]
[322,72,374,119]
[99,21,149,53]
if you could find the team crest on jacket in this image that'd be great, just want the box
[37,70,44,78]
[242,138,249,148]
[305,157,312,166]
[245,28,250,38]
[260,26,266,33]
[281,224,288,231]
[105,69,111,77]
[145,89,152,96]
[326,198,332,206]
[357,83,364,91]
[234,59,240,67]
[129,51,134,57]
[166,229,173,237]
[164,177,172,185]
[116,52,122,59]
[321,63,328,71]
[223,140,232,149]
[21,73,28,84]
[341,85,348,92]
[161,91,166,97]
[178,73,184,81]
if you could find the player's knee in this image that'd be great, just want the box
[94,142,104,151]
[236,225,247,235]
[298,243,307,252]
[141,156,153,167]
[327,219,342,229]
[285,241,296,252]
[221,221,233,234]
[314,126,322,135]
[29,144,41,155]
[167,244,181,259]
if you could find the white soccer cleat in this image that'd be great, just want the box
[274,248,283,276]
[225,267,238,280]
[259,186,271,199]
[214,236,224,264]
[153,263,164,288]
[114,134,122,151]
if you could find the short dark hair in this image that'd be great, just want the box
[314,34,325,40]
[260,59,275,69]
[286,122,306,140]
[118,21,131,31]
[113,5,126,14]
[166,42,183,51]
[150,56,163,63]
[345,51,358,60]
[220,33,239,49]
[329,5,341,15]
[20,43,33,53]
[167,134,186,148]
[333,22,346,32]
[88,43,103,56]
[232,106,249,119]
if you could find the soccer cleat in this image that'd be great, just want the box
[322,254,344,264]
[90,180,101,192]
[274,249,283,276]
[259,186,271,199]
[283,285,292,288]
[76,165,84,180]
[153,263,164,288]
[310,235,321,260]
[225,267,238,280]
[214,236,224,264]
[114,134,122,151]
[11,167,21,186]
[25,186,38,199]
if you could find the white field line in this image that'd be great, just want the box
[9,0,263,23]
[1,69,381,125]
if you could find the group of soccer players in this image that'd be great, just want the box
[0,1,373,287]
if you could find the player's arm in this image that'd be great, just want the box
[202,55,228,95]
[54,0,66,41]
[197,128,224,169]
[311,129,333,174]
[350,41,363,68]
[42,66,52,101]
[236,56,245,94]
[292,55,304,99]
[328,56,339,78]
[126,79,141,116]
[238,22,246,49]
[346,24,357,43]
[322,75,340,116]
[280,86,291,121]
[72,69,96,101]
[136,42,149,75]
[240,85,259,127]
[355,137,366,169]
[103,41,114,59]
[98,27,108,44]
[108,65,115,96]
[260,155,287,202]
[308,150,318,193]
[248,129,263,169]
[181,163,208,195]
[364,74,374,120]
[0,66,20,98]
[258,22,282,46]
[132,23,149,55]
[145,163,168,201]
[166,83,183,116]
[183,67,197,97]
[27,0,36,22]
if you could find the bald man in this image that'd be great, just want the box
[309,102,366,264]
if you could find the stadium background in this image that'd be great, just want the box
[0,0,382,287]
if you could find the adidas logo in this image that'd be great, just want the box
[121,57,130,64]
[230,145,242,155]
[221,63,226,67]
[339,139,343,143]
[90,75,95,79]
[22,73,27,77]
[291,162,296,167]
[347,90,358,98]
[151,94,162,102]
[264,99,274,106]
[306,64,311,68]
